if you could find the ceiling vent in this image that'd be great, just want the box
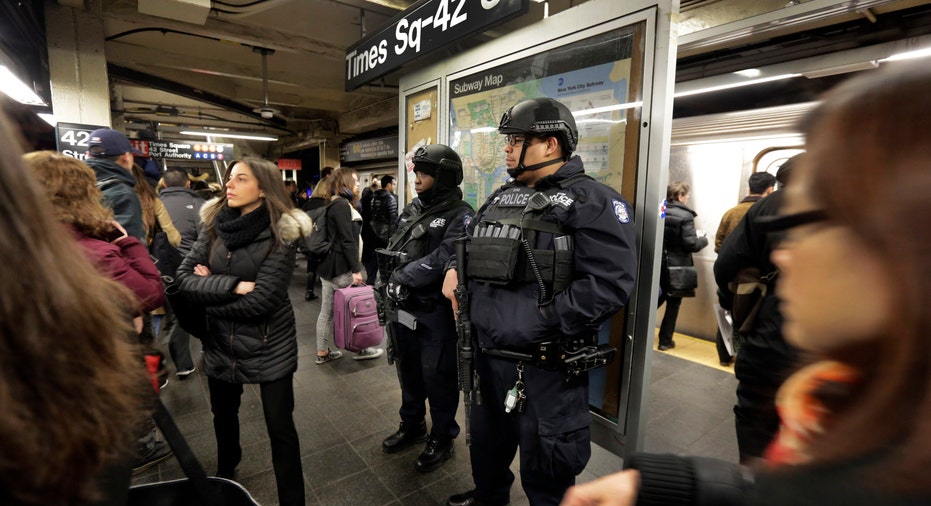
[138,0,210,26]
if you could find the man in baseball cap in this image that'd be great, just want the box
[84,128,146,242]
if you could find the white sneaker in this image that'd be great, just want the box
[352,347,384,360]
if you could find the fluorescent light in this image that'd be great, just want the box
[734,69,761,78]
[37,113,56,126]
[674,74,800,98]
[0,65,47,106]
[881,46,931,62]
[180,130,278,141]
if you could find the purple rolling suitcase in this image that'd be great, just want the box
[333,284,384,352]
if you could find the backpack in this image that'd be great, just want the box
[304,202,333,256]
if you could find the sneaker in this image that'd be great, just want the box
[315,349,343,365]
[159,376,169,390]
[176,367,196,378]
[353,347,384,360]
[658,340,676,351]
[132,441,173,475]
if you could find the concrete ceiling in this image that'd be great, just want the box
[30,0,931,146]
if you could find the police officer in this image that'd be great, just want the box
[379,144,474,473]
[441,98,638,506]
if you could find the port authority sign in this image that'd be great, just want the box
[345,0,529,91]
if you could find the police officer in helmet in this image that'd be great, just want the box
[379,144,474,472]
[442,98,638,505]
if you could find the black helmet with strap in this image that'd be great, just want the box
[498,98,579,178]
[412,144,463,204]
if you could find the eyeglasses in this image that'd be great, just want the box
[756,209,829,232]
[504,134,530,147]
[756,209,829,247]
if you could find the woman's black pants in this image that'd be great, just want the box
[208,374,304,506]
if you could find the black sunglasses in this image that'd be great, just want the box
[755,209,829,232]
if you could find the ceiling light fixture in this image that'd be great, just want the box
[880,46,931,62]
[180,130,278,141]
[252,47,280,120]
[0,65,47,106]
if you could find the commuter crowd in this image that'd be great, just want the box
[1,62,930,506]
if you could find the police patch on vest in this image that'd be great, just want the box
[613,199,631,223]
[551,192,574,209]
[496,192,531,207]
[430,217,447,228]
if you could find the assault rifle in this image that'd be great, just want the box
[454,238,479,445]
[373,249,417,386]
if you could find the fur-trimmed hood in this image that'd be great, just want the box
[201,198,313,245]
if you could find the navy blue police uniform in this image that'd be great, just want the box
[464,156,637,505]
[380,144,475,472]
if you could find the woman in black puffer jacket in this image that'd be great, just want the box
[176,157,311,506]
[657,181,708,350]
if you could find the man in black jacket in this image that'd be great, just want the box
[714,156,800,462]
[365,175,398,284]
[159,168,205,377]
[84,128,146,242]
[379,146,473,473]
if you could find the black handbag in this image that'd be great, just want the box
[128,398,259,506]
[162,275,209,338]
[667,265,698,293]
[150,220,184,277]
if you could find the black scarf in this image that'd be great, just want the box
[214,202,271,250]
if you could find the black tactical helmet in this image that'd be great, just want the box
[498,97,578,155]
[411,144,463,190]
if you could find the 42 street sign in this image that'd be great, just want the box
[345,0,529,91]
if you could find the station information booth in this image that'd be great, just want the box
[395,0,678,458]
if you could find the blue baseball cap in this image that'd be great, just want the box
[87,128,144,158]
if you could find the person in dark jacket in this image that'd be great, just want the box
[84,128,147,243]
[712,171,777,366]
[300,178,330,300]
[380,146,473,473]
[657,181,708,351]
[159,168,205,377]
[561,62,931,506]
[314,168,384,363]
[442,98,638,506]
[364,174,398,284]
[176,157,311,506]
[715,158,800,462]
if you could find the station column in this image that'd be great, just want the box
[44,0,111,127]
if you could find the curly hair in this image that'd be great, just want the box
[21,151,115,238]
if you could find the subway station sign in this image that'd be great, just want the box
[344,0,529,91]
[341,134,399,163]
[54,123,234,161]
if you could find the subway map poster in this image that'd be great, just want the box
[448,28,640,208]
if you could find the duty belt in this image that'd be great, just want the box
[481,336,616,377]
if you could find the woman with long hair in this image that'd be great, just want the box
[175,157,310,506]
[0,116,147,505]
[22,151,165,320]
[561,63,931,506]
[131,163,181,249]
[313,167,384,363]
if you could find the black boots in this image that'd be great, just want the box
[446,490,508,506]
[382,420,427,454]
[415,437,454,473]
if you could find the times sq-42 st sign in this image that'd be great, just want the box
[344,0,529,91]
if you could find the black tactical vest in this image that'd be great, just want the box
[468,174,591,301]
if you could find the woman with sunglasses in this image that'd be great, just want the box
[562,62,931,506]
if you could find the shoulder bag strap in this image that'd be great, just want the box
[150,397,218,503]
